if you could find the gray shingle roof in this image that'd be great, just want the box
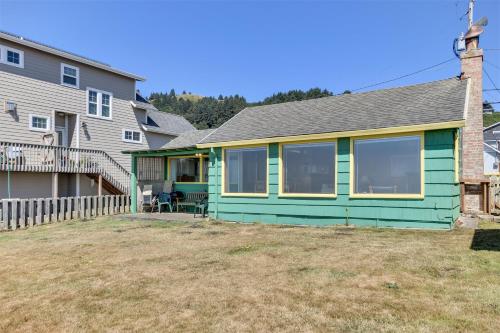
[131,100,158,112]
[200,78,468,144]
[161,129,216,150]
[142,111,196,136]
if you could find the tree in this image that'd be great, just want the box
[150,87,332,129]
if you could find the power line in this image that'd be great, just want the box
[485,60,500,71]
[484,49,500,51]
[483,68,500,98]
[349,58,457,93]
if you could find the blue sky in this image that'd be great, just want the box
[0,0,499,103]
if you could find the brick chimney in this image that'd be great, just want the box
[460,24,485,213]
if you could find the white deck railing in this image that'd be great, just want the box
[0,141,130,194]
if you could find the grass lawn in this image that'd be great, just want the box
[0,218,499,332]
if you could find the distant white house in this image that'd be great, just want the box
[484,122,500,175]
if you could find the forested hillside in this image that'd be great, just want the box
[150,89,498,129]
[149,88,334,129]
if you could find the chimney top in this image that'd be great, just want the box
[464,25,484,40]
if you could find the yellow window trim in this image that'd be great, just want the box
[454,130,460,183]
[196,120,465,148]
[278,139,338,198]
[221,144,269,197]
[167,154,209,184]
[349,132,425,200]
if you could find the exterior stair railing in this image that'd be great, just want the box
[0,141,130,194]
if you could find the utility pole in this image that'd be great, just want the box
[468,0,475,29]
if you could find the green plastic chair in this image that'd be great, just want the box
[158,192,173,213]
[194,198,208,218]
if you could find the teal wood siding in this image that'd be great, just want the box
[174,183,208,193]
[208,129,460,229]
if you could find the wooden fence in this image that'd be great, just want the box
[0,195,130,231]
[489,176,500,213]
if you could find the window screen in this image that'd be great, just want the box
[170,158,200,182]
[224,147,267,194]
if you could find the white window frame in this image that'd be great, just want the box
[60,63,80,88]
[122,129,142,144]
[86,87,113,120]
[0,45,24,68]
[28,114,50,132]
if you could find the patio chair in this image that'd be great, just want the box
[194,197,208,218]
[142,184,155,212]
[157,192,174,213]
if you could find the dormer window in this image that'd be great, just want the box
[61,63,79,88]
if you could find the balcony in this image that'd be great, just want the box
[0,141,130,194]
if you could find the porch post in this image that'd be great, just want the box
[75,114,81,197]
[211,147,218,219]
[98,174,103,197]
[75,174,80,197]
[130,155,138,214]
[52,172,59,198]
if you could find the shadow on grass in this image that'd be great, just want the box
[470,229,500,251]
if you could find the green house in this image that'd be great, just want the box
[195,78,467,229]
[126,129,214,212]
[127,78,468,229]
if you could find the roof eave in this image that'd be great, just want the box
[140,124,179,136]
[196,120,466,148]
[130,101,158,111]
[0,32,146,81]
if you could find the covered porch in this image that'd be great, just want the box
[129,147,210,213]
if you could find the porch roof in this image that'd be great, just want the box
[123,129,215,154]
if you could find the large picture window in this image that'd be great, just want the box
[353,135,422,196]
[170,157,200,183]
[281,142,336,196]
[224,147,267,194]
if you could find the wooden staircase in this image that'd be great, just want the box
[86,173,124,195]
[1,141,130,195]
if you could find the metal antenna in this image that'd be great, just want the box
[468,0,475,29]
